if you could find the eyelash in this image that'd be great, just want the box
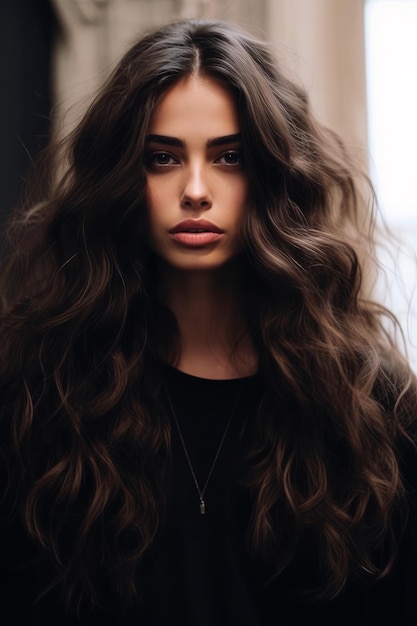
[147,152,178,167]
[215,150,242,166]
[146,149,242,168]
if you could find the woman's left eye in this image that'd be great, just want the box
[216,151,242,166]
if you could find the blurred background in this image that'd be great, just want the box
[1,0,416,369]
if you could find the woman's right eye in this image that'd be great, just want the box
[147,151,178,167]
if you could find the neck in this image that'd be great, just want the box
[156,261,257,379]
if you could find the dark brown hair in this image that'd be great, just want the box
[0,18,416,610]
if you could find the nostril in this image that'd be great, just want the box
[181,196,212,209]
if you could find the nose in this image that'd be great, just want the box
[180,163,212,211]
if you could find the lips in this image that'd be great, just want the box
[168,219,224,247]
[169,219,224,234]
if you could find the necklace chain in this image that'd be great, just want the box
[165,382,242,515]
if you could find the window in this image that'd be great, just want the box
[365,0,417,371]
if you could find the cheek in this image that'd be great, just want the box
[228,180,248,220]
[145,187,162,248]
[146,174,179,223]
[145,181,158,214]
[145,182,166,226]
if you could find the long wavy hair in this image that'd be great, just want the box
[1,18,416,610]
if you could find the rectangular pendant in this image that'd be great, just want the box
[200,499,206,514]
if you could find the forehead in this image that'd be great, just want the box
[148,75,240,137]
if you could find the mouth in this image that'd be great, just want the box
[168,220,224,247]
[169,219,224,234]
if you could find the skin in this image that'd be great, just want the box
[145,74,257,379]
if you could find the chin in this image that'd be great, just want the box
[159,249,238,271]
[169,259,233,272]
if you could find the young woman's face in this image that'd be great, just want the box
[145,74,248,271]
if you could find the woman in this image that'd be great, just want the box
[0,18,416,625]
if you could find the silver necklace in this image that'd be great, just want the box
[165,382,242,515]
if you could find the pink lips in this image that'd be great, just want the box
[169,219,224,246]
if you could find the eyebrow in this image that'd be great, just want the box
[146,133,242,148]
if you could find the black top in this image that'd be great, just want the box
[2,366,417,625]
